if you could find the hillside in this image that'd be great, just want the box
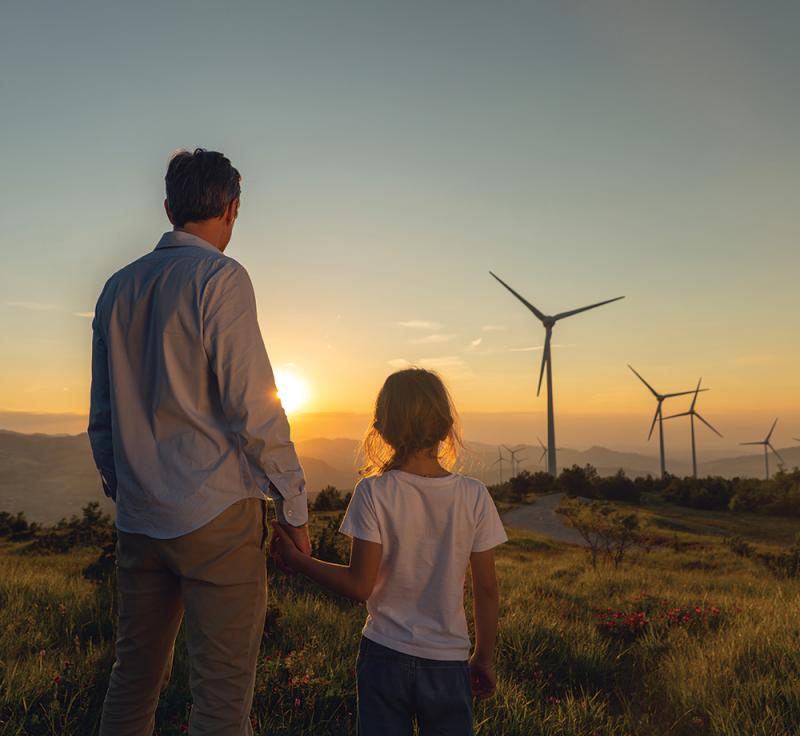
[0,431,357,524]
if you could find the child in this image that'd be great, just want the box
[271,368,507,735]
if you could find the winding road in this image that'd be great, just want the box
[501,492,589,547]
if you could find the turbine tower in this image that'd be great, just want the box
[491,446,506,484]
[663,378,722,478]
[628,365,706,480]
[740,419,784,480]
[537,437,548,469]
[503,444,525,477]
[490,271,624,477]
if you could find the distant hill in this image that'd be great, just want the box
[3,429,798,524]
[0,431,358,524]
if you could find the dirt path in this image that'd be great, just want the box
[501,492,588,547]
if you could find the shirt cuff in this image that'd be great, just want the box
[272,491,308,527]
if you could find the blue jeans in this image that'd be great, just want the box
[356,636,473,736]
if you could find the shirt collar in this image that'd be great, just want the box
[155,230,220,253]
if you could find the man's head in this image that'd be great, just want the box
[164,148,241,251]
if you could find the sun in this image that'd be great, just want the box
[274,369,310,415]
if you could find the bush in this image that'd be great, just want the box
[312,486,351,512]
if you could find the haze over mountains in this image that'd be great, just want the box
[2,429,799,525]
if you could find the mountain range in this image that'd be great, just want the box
[1,430,798,524]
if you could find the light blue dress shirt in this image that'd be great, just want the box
[88,230,308,538]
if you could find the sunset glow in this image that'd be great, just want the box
[274,369,310,415]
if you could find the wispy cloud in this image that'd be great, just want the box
[481,324,507,332]
[395,320,444,330]
[73,311,94,319]
[410,333,456,345]
[387,355,473,380]
[6,301,59,312]
[467,337,482,351]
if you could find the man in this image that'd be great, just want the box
[88,148,310,736]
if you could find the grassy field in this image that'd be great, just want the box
[0,504,798,736]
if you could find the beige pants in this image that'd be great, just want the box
[100,498,268,736]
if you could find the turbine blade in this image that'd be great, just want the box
[768,443,785,464]
[537,333,551,396]
[537,436,546,451]
[662,412,690,420]
[553,296,625,321]
[662,388,709,399]
[647,405,660,441]
[627,364,659,397]
[690,378,703,411]
[740,441,764,446]
[489,272,547,321]
[695,412,723,438]
[539,449,547,462]
[766,417,779,442]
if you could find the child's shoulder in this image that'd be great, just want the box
[452,473,491,498]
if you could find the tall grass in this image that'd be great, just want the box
[1,517,798,735]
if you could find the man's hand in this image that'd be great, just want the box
[469,654,497,699]
[269,521,311,575]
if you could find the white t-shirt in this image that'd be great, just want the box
[339,469,508,660]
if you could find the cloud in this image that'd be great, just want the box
[6,301,59,312]
[395,320,444,330]
[386,355,473,379]
[73,311,94,319]
[467,337,482,351]
[410,333,456,345]
[481,325,507,332]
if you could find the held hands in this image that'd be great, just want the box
[269,520,311,575]
[469,654,497,700]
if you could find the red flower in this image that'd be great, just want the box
[293,697,301,708]
[53,675,61,685]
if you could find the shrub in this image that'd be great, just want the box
[312,486,350,512]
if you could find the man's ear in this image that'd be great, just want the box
[225,197,240,225]
[164,199,174,225]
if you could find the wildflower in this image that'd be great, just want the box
[63,660,73,670]
[548,695,561,705]
[53,675,61,685]
[294,697,301,708]
[302,674,310,684]
[38,649,46,658]
[180,725,189,734]
[691,716,705,727]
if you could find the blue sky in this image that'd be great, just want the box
[1,1,798,447]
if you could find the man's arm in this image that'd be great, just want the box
[203,261,309,528]
[87,311,117,500]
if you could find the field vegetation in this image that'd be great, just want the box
[0,481,799,735]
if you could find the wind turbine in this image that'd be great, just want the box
[663,378,722,478]
[628,364,707,480]
[503,445,526,477]
[537,437,548,469]
[490,272,624,477]
[740,419,784,480]
[491,446,506,484]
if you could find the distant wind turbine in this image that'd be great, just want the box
[537,437,548,469]
[740,419,784,481]
[491,446,506,484]
[490,271,624,477]
[628,364,706,480]
[503,444,525,477]
[663,378,722,478]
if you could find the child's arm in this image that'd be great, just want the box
[469,548,499,699]
[270,521,382,602]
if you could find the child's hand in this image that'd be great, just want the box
[270,521,304,573]
[469,654,496,699]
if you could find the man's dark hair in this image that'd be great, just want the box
[165,148,241,227]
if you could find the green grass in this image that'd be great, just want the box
[1,508,799,735]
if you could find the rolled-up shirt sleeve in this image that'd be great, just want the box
[203,261,308,526]
[88,300,117,500]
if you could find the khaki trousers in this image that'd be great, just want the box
[100,498,268,736]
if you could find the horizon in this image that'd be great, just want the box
[2,2,799,448]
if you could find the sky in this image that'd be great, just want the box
[1,1,799,451]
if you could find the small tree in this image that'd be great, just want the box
[312,486,346,511]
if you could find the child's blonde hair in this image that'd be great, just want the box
[360,368,462,477]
